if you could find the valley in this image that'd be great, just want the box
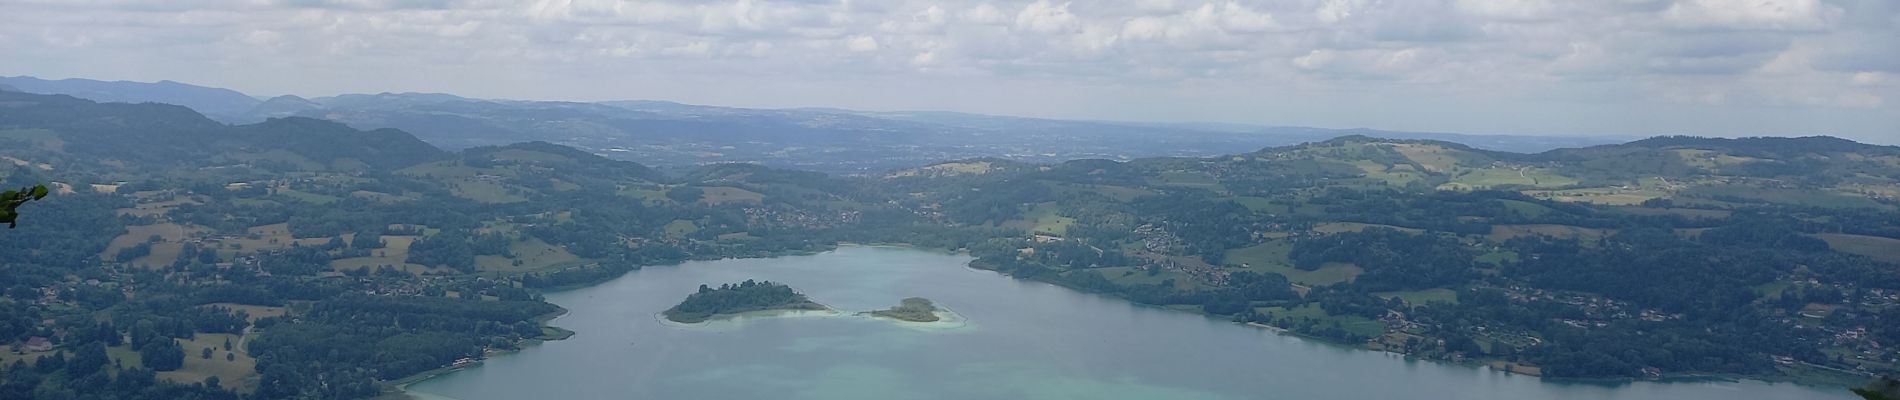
[0,89,1896,398]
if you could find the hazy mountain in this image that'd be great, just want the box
[247,95,325,120]
[0,76,262,121]
[0,91,443,174]
[0,76,1634,174]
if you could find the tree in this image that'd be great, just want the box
[0,185,49,228]
[202,347,214,359]
[139,339,185,371]
[69,342,110,376]
[1857,376,1899,400]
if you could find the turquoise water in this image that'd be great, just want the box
[406,246,1851,400]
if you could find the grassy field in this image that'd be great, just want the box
[1612,206,1732,219]
[220,223,338,255]
[1375,288,1460,305]
[116,197,200,217]
[1391,143,1464,173]
[202,303,287,322]
[104,223,201,257]
[130,243,187,268]
[475,238,583,274]
[273,188,339,204]
[1226,242,1363,287]
[1811,233,1900,263]
[1024,203,1074,236]
[336,244,438,274]
[103,223,207,268]
[1487,224,1612,242]
[159,333,259,392]
[1444,167,1577,190]
[1497,200,1554,218]
[1257,304,1385,338]
[1754,280,1795,300]
[1523,178,1674,205]
[0,349,58,369]
[1475,250,1519,266]
[699,186,765,205]
[1224,241,1293,269]
[999,203,1075,236]
[101,333,259,393]
[1673,149,1763,169]
[663,219,700,238]
[1686,185,1887,209]
[350,190,419,203]
[1086,266,1199,290]
[1312,222,1422,235]
[1355,161,1427,186]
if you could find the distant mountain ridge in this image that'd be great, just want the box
[0,76,262,121]
[0,75,1774,174]
[0,91,444,174]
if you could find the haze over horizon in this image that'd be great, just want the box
[3,0,1896,144]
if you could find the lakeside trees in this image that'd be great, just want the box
[663,280,822,323]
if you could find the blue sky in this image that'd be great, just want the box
[2,0,1895,143]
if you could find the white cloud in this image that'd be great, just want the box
[846,35,879,52]
[1662,0,1839,31]
[961,3,1008,25]
[1453,0,1556,21]
[0,0,1894,141]
[1014,1,1080,34]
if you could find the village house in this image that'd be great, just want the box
[23,336,52,352]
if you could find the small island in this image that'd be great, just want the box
[867,297,943,322]
[663,279,828,323]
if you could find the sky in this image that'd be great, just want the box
[1,0,1896,143]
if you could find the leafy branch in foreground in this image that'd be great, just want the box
[1,184,50,228]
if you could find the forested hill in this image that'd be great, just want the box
[2,90,1898,399]
[0,90,886,398]
[0,91,444,175]
[887,133,1900,383]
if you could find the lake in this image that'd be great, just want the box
[406,246,1851,400]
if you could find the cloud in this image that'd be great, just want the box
[846,35,879,52]
[1014,1,1080,34]
[1661,0,1839,31]
[1453,0,1557,21]
[0,0,1893,141]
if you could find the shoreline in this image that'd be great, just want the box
[380,307,573,399]
[653,307,847,329]
[860,304,970,331]
[394,243,1860,398]
[976,252,1865,390]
